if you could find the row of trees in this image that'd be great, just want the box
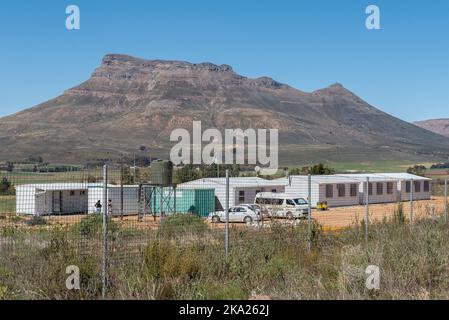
[174,164,241,183]
[431,162,449,169]
[20,165,80,173]
[173,163,337,184]
[0,162,14,172]
[288,163,336,176]
[1,161,80,173]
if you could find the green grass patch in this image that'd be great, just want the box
[0,195,15,214]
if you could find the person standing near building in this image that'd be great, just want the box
[94,200,102,214]
[108,199,113,216]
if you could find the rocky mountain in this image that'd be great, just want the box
[414,119,449,138]
[1,54,449,165]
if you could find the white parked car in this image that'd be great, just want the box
[209,205,261,224]
[240,204,262,215]
[254,192,309,219]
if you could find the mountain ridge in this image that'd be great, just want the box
[0,54,448,165]
[415,119,449,138]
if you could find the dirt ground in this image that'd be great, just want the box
[1,197,446,232]
[313,196,446,229]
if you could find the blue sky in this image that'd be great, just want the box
[0,0,448,121]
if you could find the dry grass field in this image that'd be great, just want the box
[1,196,449,300]
[314,197,446,229]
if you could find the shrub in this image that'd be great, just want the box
[0,177,15,196]
[393,202,405,225]
[9,215,22,223]
[158,214,207,238]
[26,215,47,226]
[71,214,118,238]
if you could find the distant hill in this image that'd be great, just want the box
[414,119,449,138]
[1,54,449,165]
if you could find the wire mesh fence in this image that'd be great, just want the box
[0,163,448,299]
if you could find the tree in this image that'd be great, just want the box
[5,162,14,172]
[121,166,135,184]
[430,162,449,169]
[407,165,427,176]
[25,155,43,163]
[289,163,335,175]
[196,164,240,178]
[309,163,335,175]
[87,175,99,183]
[289,166,310,175]
[173,165,200,184]
[0,177,15,195]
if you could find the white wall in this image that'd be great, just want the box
[318,183,360,207]
[282,177,321,207]
[60,190,88,214]
[88,186,139,215]
[234,185,285,206]
[398,180,431,201]
[16,186,36,215]
[178,179,286,210]
[16,187,88,215]
[281,177,360,207]
[358,181,398,204]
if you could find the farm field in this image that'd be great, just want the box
[314,196,446,229]
[329,160,435,173]
[0,170,103,184]
[424,168,449,180]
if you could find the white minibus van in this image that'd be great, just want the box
[254,192,309,219]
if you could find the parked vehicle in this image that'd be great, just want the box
[208,205,260,224]
[254,192,309,219]
[240,203,262,215]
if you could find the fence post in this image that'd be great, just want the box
[120,155,124,220]
[102,165,108,299]
[159,187,164,219]
[410,179,414,226]
[365,177,369,242]
[308,174,312,244]
[225,170,229,260]
[445,179,448,222]
[173,185,177,214]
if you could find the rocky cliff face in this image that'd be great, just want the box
[1,54,448,164]
[415,119,449,138]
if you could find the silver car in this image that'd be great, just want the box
[209,205,260,224]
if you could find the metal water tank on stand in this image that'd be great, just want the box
[150,160,173,186]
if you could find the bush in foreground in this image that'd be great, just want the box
[2,214,449,299]
[157,214,207,239]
